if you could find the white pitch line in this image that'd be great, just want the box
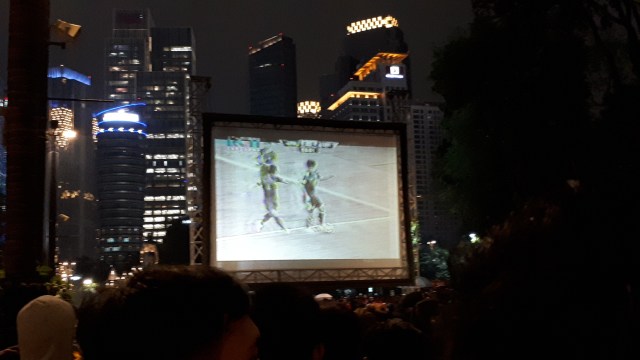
[218,216,390,241]
[216,154,391,212]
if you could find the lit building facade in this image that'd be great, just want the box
[322,16,460,250]
[324,52,409,122]
[105,9,154,103]
[47,66,98,261]
[410,103,460,248]
[137,72,190,240]
[95,105,147,272]
[249,34,297,117]
[151,27,196,73]
[320,15,408,110]
[104,9,199,244]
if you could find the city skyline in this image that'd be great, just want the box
[1,3,470,270]
[0,0,473,114]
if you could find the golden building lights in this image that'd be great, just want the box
[353,52,408,80]
[327,91,381,111]
[297,100,321,118]
[92,117,99,143]
[346,15,399,35]
[49,107,75,148]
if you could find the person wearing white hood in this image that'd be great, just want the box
[15,295,77,360]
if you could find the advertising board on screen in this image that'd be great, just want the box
[203,114,413,285]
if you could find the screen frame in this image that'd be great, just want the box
[203,113,414,287]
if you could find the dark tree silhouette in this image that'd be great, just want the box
[431,1,639,358]
[432,0,591,233]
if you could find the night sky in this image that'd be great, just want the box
[0,0,472,114]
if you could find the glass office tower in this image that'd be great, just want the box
[249,34,297,117]
[95,105,147,272]
[137,71,190,240]
[48,66,98,261]
[103,9,198,254]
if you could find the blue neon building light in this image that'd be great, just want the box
[93,102,146,118]
[47,66,91,86]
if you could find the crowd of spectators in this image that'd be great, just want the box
[0,265,457,360]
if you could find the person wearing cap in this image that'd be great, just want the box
[0,295,78,360]
[313,293,334,302]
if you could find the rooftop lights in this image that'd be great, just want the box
[347,15,399,35]
[297,100,321,117]
[102,110,140,123]
[249,34,285,54]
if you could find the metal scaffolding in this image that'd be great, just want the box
[186,76,211,265]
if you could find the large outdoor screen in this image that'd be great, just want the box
[204,114,412,284]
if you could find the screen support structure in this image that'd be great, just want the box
[186,76,211,265]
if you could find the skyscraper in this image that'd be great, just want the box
[105,9,154,103]
[103,9,202,265]
[151,27,196,73]
[410,103,460,248]
[47,66,98,261]
[343,15,407,65]
[95,105,147,272]
[137,71,190,242]
[323,16,460,251]
[320,15,409,110]
[324,52,409,122]
[143,26,196,242]
[249,34,297,117]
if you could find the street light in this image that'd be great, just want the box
[45,117,76,269]
[42,18,84,271]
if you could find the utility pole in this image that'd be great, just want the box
[3,0,50,282]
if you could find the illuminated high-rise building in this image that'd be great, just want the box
[325,52,409,122]
[151,27,196,73]
[320,15,409,110]
[105,9,154,103]
[323,17,460,250]
[136,71,190,241]
[410,103,460,248]
[343,16,407,65]
[103,9,203,251]
[95,105,147,272]
[249,34,297,117]
[47,66,98,262]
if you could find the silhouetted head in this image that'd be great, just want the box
[17,295,77,360]
[77,266,258,360]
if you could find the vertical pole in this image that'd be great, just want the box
[46,132,57,269]
[4,0,50,281]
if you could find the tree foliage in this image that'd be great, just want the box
[430,0,640,357]
[419,244,450,281]
[432,0,591,233]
